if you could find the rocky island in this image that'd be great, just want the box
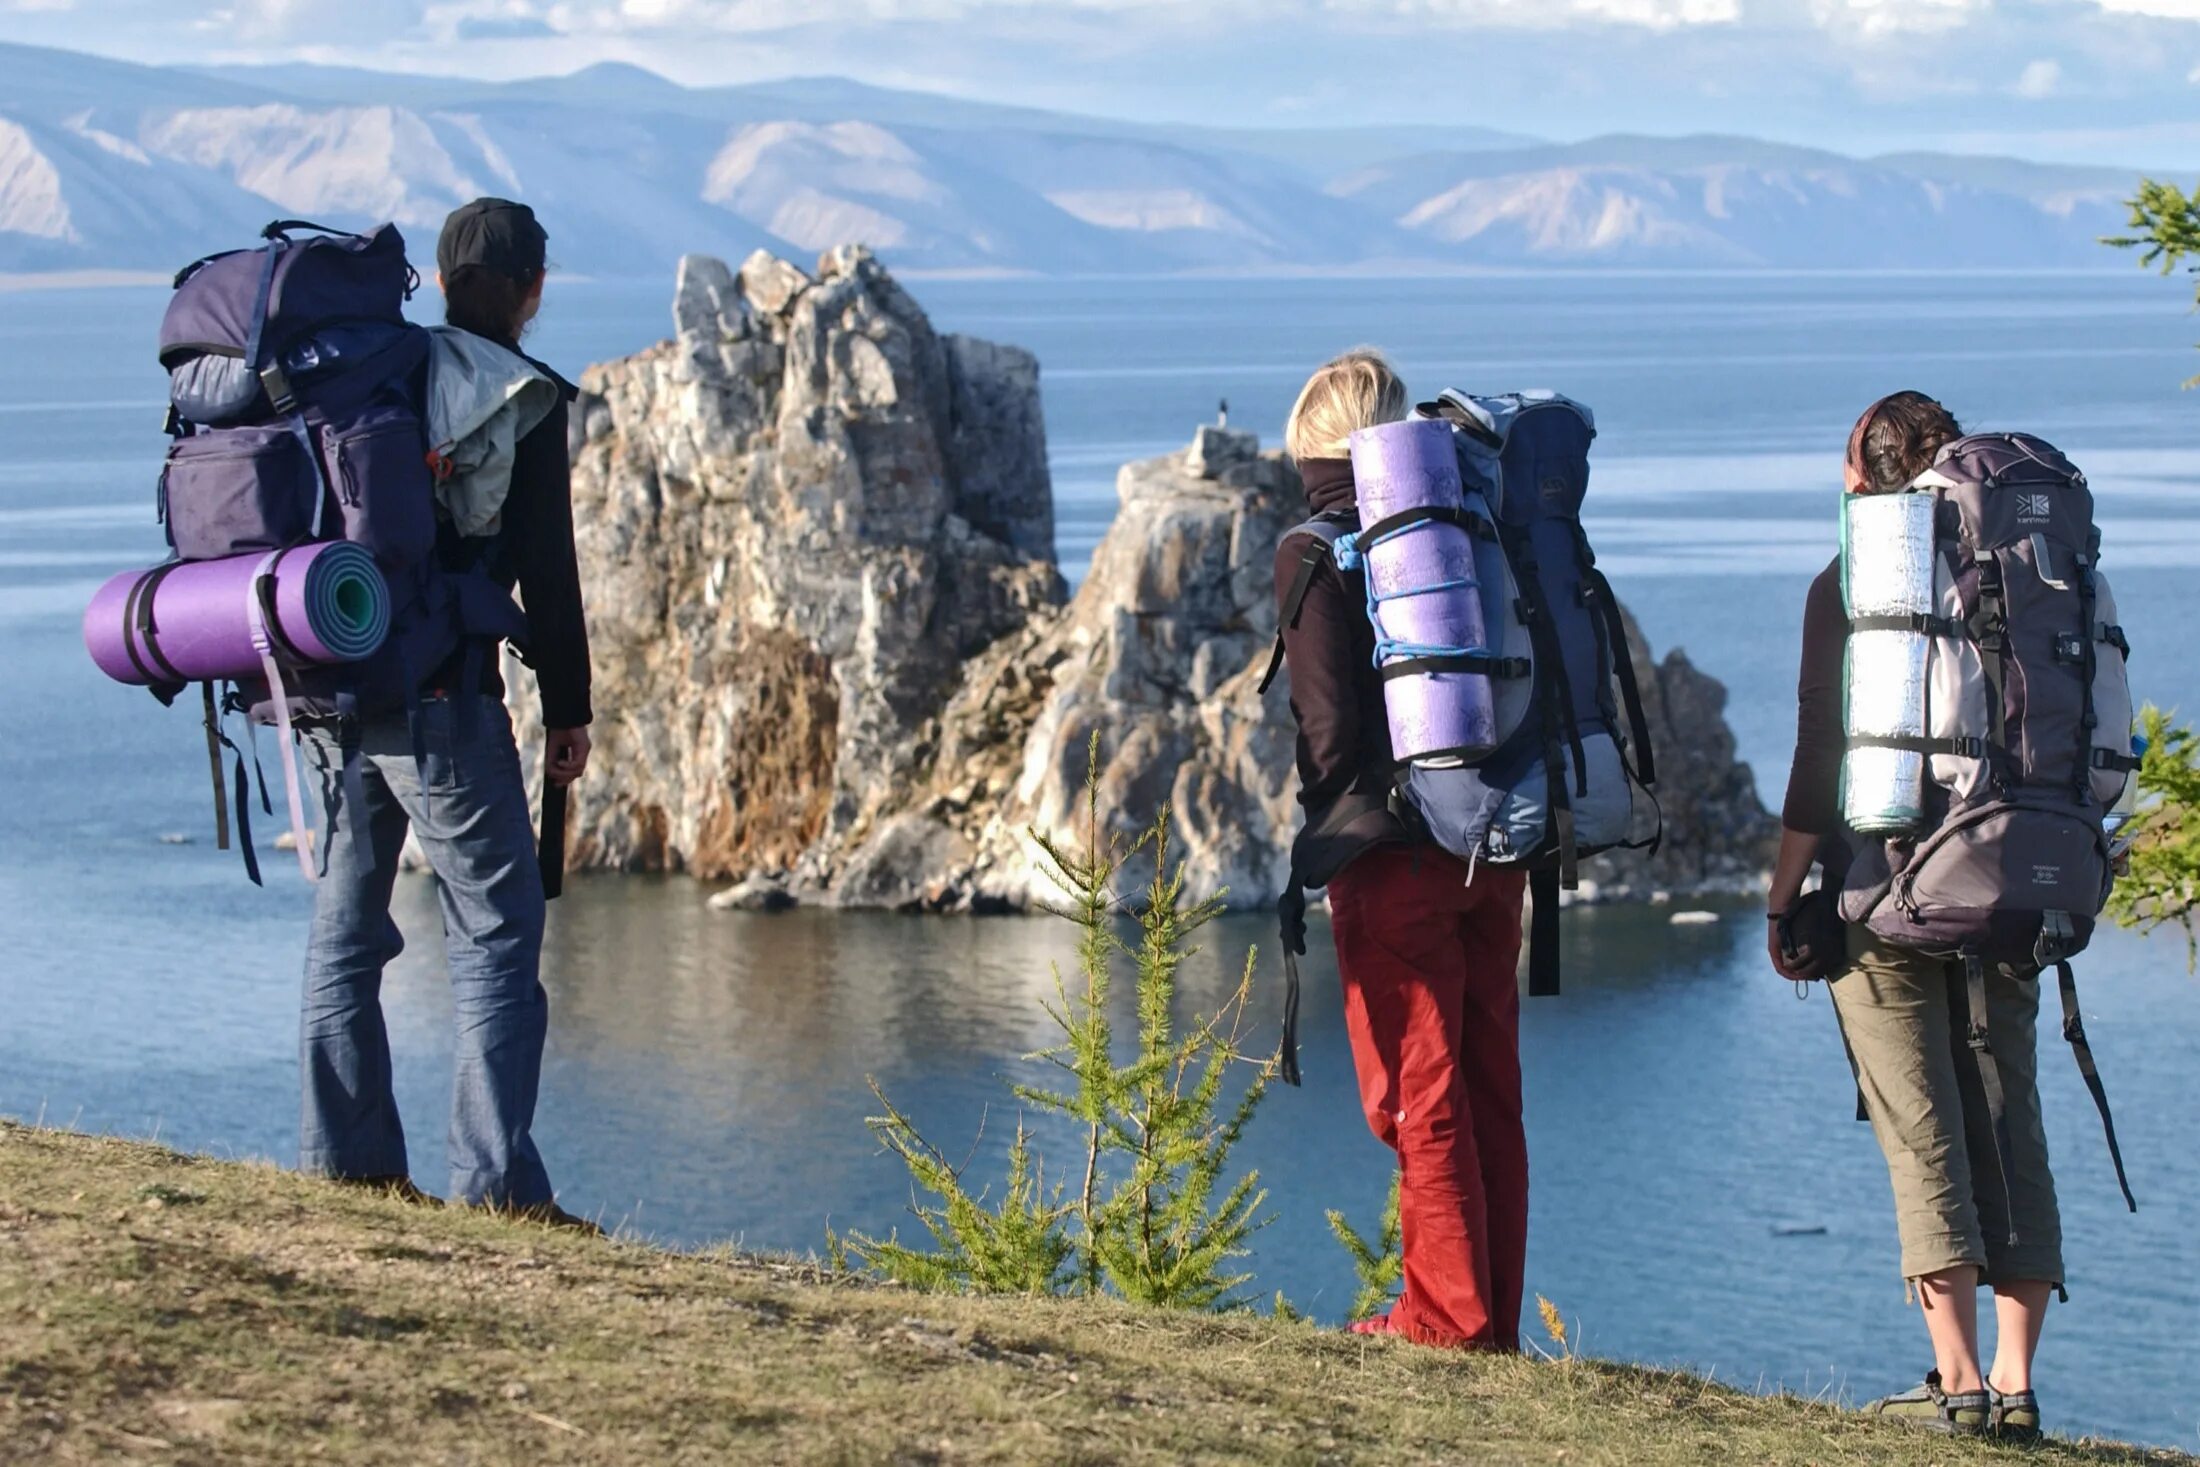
[517,248,1776,911]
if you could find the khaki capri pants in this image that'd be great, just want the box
[1831,928,2065,1287]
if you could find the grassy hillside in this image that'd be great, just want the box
[0,1122,2188,1466]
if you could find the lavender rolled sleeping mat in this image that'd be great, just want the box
[86,541,390,885]
[84,541,390,687]
[1346,419,1500,764]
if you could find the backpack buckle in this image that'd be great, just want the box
[258,364,298,417]
[2035,910,2077,968]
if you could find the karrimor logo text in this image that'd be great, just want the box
[2017,494,2053,522]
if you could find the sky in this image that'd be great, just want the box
[4,0,2200,166]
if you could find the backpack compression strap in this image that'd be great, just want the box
[2072,538,2101,805]
[1354,504,1497,548]
[1499,522,1582,892]
[1970,558,2012,778]
[247,551,320,885]
[2056,961,2137,1213]
[1528,867,1562,999]
[199,682,231,854]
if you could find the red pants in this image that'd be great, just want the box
[1328,846,1529,1350]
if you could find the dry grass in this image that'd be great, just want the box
[0,1121,2189,1466]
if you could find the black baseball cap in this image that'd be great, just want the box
[437,198,548,281]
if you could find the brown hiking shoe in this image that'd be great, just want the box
[334,1174,443,1208]
[495,1200,606,1237]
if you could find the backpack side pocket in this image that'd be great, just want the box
[162,425,319,561]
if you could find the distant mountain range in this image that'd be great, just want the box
[0,41,2147,277]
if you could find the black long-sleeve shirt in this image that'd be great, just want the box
[1273,456,1409,885]
[435,344,593,729]
[1781,557,1846,836]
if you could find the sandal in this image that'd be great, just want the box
[1993,1387,2044,1444]
[1866,1370,1991,1436]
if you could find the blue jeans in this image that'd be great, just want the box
[298,695,553,1208]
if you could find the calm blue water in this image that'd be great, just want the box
[2,272,2196,1449]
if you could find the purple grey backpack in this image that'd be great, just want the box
[151,220,526,880]
[1836,430,2137,1218]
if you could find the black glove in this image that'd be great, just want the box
[1275,881,1308,1086]
[1279,883,1309,957]
[1775,888,1843,982]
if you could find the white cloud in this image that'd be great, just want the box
[2014,57,2063,97]
[1351,0,1740,25]
[1808,0,1987,39]
[204,0,432,41]
[2093,0,2200,15]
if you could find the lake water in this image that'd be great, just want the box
[2,271,2197,1450]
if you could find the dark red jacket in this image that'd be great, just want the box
[1782,557,1845,836]
[1273,457,1410,886]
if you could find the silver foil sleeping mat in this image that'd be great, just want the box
[1842,491,1939,835]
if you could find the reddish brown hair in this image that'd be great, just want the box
[1846,391,1963,494]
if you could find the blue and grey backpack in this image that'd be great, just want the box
[1264,391,1659,1081]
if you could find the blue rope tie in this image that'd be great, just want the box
[1337,531,1496,670]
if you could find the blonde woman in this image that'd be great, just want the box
[1273,351,1531,1350]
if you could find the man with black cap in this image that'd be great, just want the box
[296,196,596,1229]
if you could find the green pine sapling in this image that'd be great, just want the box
[2104,178,2200,385]
[845,735,1276,1308]
[1327,1172,1404,1323]
[2109,706,2200,969]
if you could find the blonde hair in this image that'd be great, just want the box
[1285,348,1407,462]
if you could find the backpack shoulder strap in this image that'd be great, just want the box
[1574,536,1657,791]
[1258,516,1351,696]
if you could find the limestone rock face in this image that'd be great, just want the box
[1579,607,1781,900]
[513,246,1064,886]
[526,256,1774,909]
[932,438,1307,911]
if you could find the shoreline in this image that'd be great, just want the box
[0,264,2150,293]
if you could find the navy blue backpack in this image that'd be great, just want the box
[156,220,527,880]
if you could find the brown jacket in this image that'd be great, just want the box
[1273,457,1410,886]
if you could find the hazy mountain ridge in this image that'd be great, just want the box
[0,43,2146,276]
[1332,137,2141,268]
